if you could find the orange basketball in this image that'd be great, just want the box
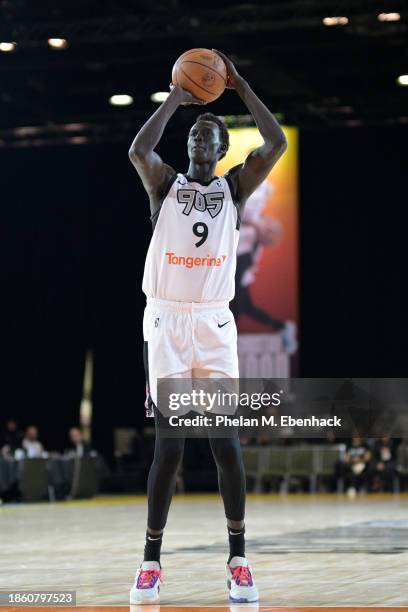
[172,48,227,103]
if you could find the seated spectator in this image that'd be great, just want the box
[337,435,372,496]
[22,426,44,458]
[1,419,22,457]
[66,427,94,458]
[370,434,398,492]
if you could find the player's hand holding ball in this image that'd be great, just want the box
[211,49,244,90]
[169,84,207,106]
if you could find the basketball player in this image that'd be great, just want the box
[231,180,298,354]
[128,50,287,604]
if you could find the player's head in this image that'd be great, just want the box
[187,112,229,163]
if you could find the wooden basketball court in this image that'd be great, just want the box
[2,608,407,612]
[1,493,407,607]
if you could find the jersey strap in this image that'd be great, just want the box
[224,167,242,230]
[150,173,178,229]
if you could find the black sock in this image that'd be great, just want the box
[143,531,163,564]
[228,526,245,563]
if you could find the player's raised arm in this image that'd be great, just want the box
[213,50,287,206]
[128,86,205,207]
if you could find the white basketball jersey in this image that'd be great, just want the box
[142,173,240,302]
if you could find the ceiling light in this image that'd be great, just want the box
[378,12,400,22]
[397,75,408,86]
[323,16,349,26]
[0,42,16,52]
[14,126,41,137]
[48,38,68,49]
[62,123,86,132]
[70,136,88,144]
[151,91,170,103]
[109,94,134,106]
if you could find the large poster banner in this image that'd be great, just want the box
[217,126,299,376]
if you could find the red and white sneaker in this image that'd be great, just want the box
[227,556,259,603]
[129,561,162,604]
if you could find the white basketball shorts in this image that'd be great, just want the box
[143,297,239,415]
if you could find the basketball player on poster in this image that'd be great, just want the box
[128,49,287,604]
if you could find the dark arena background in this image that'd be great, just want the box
[1,0,408,609]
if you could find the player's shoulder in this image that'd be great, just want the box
[223,163,244,180]
[173,173,188,186]
[159,171,183,198]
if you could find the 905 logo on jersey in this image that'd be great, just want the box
[177,189,224,218]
